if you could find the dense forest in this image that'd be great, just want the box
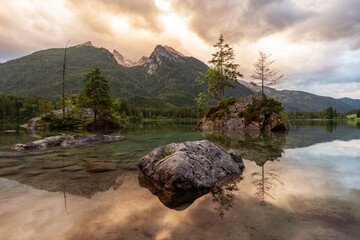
[0,95,205,123]
[2,94,359,124]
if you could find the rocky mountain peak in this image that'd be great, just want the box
[147,45,186,74]
[75,41,94,48]
[135,56,150,66]
[113,49,134,67]
[164,45,185,57]
[113,50,149,67]
[151,45,185,60]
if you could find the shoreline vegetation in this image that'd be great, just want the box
[0,94,359,128]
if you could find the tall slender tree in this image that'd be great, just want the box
[78,67,112,122]
[251,51,283,98]
[62,40,71,119]
[196,34,243,105]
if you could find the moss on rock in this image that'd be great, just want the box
[198,92,290,132]
[205,97,237,121]
[238,98,284,126]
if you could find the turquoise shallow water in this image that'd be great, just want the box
[0,120,359,240]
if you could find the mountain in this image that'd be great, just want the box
[113,49,149,67]
[2,41,351,112]
[239,80,355,113]
[0,42,252,107]
[338,97,360,109]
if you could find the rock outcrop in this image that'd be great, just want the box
[147,45,186,74]
[75,41,95,48]
[26,108,122,132]
[198,92,290,132]
[138,140,245,192]
[12,134,124,150]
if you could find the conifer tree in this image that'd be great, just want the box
[196,34,243,105]
[78,68,112,121]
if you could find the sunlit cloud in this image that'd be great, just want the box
[0,0,359,98]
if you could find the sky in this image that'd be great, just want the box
[0,0,359,98]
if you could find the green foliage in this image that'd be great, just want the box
[164,150,173,156]
[287,107,346,120]
[195,68,224,106]
[0,95,52,122]
[238,98,284,125]
[112,97,205,120]
[78,68,113,121]
[205,97,237,121]
[356,110,360,118]
[196,34,243,104]
[0,45,222,108]
[39,114,84,128]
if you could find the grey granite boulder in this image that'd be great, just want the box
[12,134,124,150]
[138,140,245,192]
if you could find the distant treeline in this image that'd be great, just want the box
[0,95,52,122]
[0,95,205,122]
[113,98,205,120]
[286,107,347,119]
[1,94,357,123]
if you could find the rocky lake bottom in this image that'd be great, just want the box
[0,120,360,240]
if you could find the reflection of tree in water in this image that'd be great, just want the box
[252,165,283,206]
[211,177,242,220]
[60,150,68,213]
[203,130,286,205]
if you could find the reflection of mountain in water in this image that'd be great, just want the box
[203,120,360,205]
[204,120,360,155]
[286,120,360,149]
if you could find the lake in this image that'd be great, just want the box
[0,120,360,240]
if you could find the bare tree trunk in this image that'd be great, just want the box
[261,59,264,99]
[221,78,224,100]
[62,40,71,119]
[261,165,265,205]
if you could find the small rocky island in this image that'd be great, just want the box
[138,140,245,192]
[27,108,123,132]
[198,92,290,131]
[12,133,124,150]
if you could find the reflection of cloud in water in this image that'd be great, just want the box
[1,168,360,240]
[305,139,360,157]
[284,139,360,190]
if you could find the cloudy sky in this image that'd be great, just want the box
[0,0,359,98]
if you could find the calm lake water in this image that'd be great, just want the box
[0,120,360,240]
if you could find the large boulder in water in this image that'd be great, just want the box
[138,140,245,192]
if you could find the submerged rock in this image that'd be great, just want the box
[12,134,124,150]
[0,159,23,168]
[0,168,20,177]
[86,162,117,173]
[138,140,245,193]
